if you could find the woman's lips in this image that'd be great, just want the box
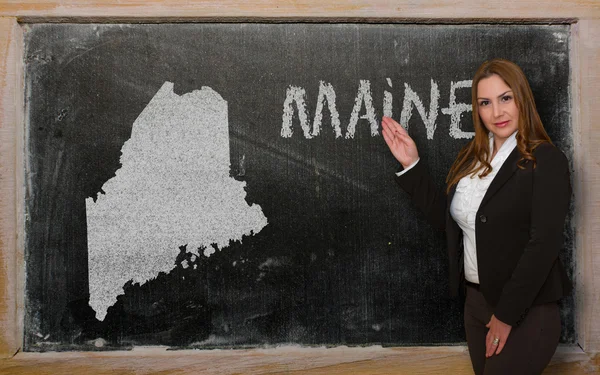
[495,120,509,128]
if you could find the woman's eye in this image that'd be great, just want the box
[478,100,489,106]
[501,95,513,102]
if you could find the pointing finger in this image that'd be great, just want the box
[382,127,394,147]
[384,117,408,135]
[381,123,396,143]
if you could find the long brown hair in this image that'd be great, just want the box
[446,58,552,193]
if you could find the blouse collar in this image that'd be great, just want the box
[488,130,518,162]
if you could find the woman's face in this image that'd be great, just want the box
[476,74,519,150]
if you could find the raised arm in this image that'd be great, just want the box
[382,117,447,231]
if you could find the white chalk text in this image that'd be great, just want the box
[281,79,475,140]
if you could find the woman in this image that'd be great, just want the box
[382,58,572,375]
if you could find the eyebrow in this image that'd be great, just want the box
[477,90,513,100]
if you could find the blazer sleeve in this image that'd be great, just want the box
[493,144,572,326]
[394,160,447,231]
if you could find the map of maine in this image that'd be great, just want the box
[86,82,268,321]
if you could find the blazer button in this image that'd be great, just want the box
[479,215,487,223]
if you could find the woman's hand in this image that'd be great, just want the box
[485,314,512,357]
[381,116,419,169]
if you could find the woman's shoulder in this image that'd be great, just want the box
[531,142,569,168]
[532,142,565,157]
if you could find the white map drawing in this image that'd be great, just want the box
[86,82,268,321]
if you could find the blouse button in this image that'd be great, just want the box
[479,215,487,223]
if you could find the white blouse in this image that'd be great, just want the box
[450,131,518,284]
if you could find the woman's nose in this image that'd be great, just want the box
[493,103,502,118]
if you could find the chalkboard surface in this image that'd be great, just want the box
[23,23,573,350]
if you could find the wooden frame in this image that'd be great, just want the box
[1,1,599,373]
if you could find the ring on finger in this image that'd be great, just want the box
[492,337,500,345]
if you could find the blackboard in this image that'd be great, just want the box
[23,23,573,350]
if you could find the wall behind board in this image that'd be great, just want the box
[22,23,574,350]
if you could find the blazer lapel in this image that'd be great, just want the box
[479,147,520,208]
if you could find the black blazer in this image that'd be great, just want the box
[395,142,572,326]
